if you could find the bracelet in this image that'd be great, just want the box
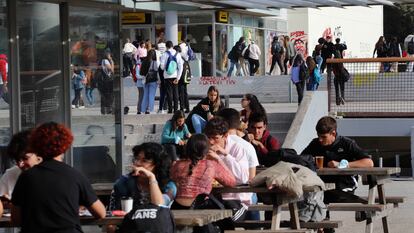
[148,179,158,185]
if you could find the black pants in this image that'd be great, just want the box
[178,83,190,112]
[334,77,345,104]
[99,81,113,114]
[269,54,284,74]
[122,53,134,77]
[283,56,291,75]
[295,81,305,104]
[72,88,83,107]
[158,68,168,111]
[165,79,179,113]
[248,58,260,76]
[163,143,185,161]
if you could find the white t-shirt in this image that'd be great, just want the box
[0,166,22,198]
[229,134,259,169]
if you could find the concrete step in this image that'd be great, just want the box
[71,123,166,135]
[266,121,291,132]
[267,112,296,122]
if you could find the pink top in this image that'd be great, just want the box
[171,159,236,199]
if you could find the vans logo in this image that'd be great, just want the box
[131,209,157,219]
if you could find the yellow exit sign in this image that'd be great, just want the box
[216,11,229,23]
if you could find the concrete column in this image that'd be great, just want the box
[165,10,178,45]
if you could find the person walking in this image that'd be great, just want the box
[284,36,296,75]
[98,52,115,115]
[290,54,308,104]
[178,41,191,113]
[71,65,86,109]
[387,36,402,72]
[321,36,334,74]
[332,52,347,105]
[268,36,284,75]
[227,37,245,77]
[373,36,388,73]
[122,38,137,77]
[247,40,261,76]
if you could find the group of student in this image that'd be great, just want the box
[122,38,194,115]
[0,88,373,233]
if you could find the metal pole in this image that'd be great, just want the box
[379,157,383,168]
[395,154,400,177]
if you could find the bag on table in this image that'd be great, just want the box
[117,203,176,233]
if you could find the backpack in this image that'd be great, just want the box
[408,38,414,55]
[182,61,192,84]
[187,45,196,61]
[117,203,176,233]
[271,41,282,55]
[165,51,178,76]
[291,66,300,84]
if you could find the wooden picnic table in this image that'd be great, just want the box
[316,167,400,233]
[213,184,331,232]
[0,209,233,228]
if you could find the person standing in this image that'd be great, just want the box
[178,41,191,113]
[156,40,168,113]
[98,52,115,115]
[122,38,137,77]
[373,36,388,73]
[247,40,261,76]
[334,38,347,59]
[404,34,414,72]
[332,52,347,105]
[160,41,184,114]
[0,53,9,104]
[268,36,284,75]
[321,36,334,74]
[71,65,86,109]
[387,37,402,72]
[284,36,296,75]
[140,49,159,114]
[227,37,245,77]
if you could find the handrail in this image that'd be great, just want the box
[327,57,414,63]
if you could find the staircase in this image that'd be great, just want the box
[266,112,296,145]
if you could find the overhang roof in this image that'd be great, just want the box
[129,0,408,10]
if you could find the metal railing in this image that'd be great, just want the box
[326,57,414,117]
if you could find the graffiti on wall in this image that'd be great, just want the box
[198,76,236,86]
[290,31,308,57]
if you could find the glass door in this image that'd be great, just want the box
[17,1,63,129]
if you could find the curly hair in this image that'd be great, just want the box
[132,142,172,190]
[184,134,210,176]
[7,129,33,162]
[204,117,228,137]
[244,94,266,117]
[30,122,73,159]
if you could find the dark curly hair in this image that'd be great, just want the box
[132,142,172,190]
[203,117,228,137]
[244,94,266,118]
[30,122,73,159]
[184,134,210,176]
[7,129,33,162]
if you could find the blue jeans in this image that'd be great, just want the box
[315,55,323,71]
[245,193,260,221]
[191,114,207,133]
[85,87,94,105]
[227,60,241,77]
[141,81,158,113]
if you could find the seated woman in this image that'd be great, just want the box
[109,142,176,211]
[161,110,191,161]
[240,93,266,130]
[170,134,236,209]
[186,85,224,133]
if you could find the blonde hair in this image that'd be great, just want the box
[207,86,221,113]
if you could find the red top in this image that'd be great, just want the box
[171,159,236,199]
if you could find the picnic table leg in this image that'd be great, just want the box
[271,204,282,230]
[288,202,301,229]
[365,179,376,233]
[377,184,390,233]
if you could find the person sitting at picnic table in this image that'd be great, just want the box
[161,110,191,161]
[185,85,224,133]
[170,133,236,209]
[109,142,176,210]
[301,116,373,233]
[245,112,281,166]
[240,93,266,126]
[11,122,106,232]
[0,130,43,201]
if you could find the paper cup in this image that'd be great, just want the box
[121,197,133,213]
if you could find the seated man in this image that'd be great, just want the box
[302,116,373,192]
[0,130,43,200]
[246,112,280,166]
[301,116,373,233]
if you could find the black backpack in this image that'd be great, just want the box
[117,203,176,233]
[408,38,414,55]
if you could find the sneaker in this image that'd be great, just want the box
[145,111,150,114]
[78,106,85,109]
[137,112,141,114]
[71,105,76,109]
[157,109,165,114]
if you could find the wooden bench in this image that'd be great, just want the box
[235,220,342,229]
[360,196,406,207]
[327,203,392,212]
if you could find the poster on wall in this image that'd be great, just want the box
[290,30,308,57]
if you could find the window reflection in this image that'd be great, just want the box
[69,6,119,183]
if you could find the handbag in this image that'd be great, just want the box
[145,61,158,83]
[341,67,350,82]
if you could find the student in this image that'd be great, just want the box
[170,134,236,209]
[11,122,106,232]
[160,41,184,113]
[301,116,373,233]
[240,93,266,125]
[290,53,308,104]
[186,85,224,133]
[246,113,280,166]
[140,49,159,114]
[161,110,191,160]
[0,130,43,200]
[227,37,245,77]
[268,36,284,75]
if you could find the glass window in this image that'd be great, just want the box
[229,13,241,25]
[69,6,119,183]
[17,1,63,129]
[0,0,11,172]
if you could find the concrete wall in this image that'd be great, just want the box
[288,6,383,58]
[282,91,328,153]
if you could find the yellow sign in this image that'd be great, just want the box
[217,11,229,23]
[122,12,146,24]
